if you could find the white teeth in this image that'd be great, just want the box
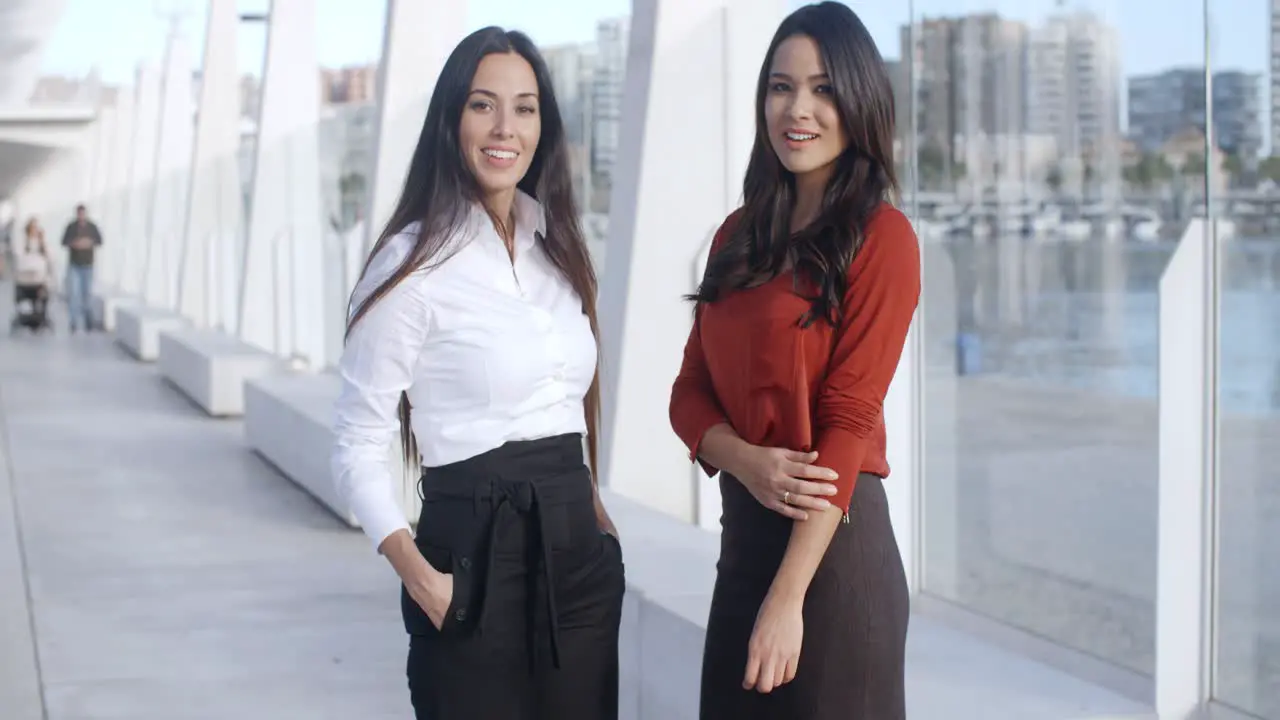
[786,132,817,141]
[484,148,517,160]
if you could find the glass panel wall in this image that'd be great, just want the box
[916,0,1207,675]
[1212,0,1280,715]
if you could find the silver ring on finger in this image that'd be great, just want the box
[782,491,792,505]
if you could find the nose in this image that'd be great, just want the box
[491,107,516,139]
[787,88,815,122]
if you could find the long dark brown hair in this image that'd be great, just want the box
[345,27,603,484]
[688,2,898,328]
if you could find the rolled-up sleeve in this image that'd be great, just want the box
[331,248,431,552]
[813,209,921,513]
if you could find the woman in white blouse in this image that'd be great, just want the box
[331,27,623,719]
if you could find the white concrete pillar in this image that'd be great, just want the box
[598,0,784,520]
[87,107,116,214]
[101,87,135,290]
[364,0,467,259]
[120,65,163,296]
[240,0,324,365]
[1155,218,1213,717]
[179,0,243,328]
[143,25,196,309]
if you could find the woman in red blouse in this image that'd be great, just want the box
[669,3,919,718]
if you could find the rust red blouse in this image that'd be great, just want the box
[668,205,921,514]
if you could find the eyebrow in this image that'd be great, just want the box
[469,88,539,100]
[769,72,829,82]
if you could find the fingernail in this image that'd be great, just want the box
[817,499,831,508]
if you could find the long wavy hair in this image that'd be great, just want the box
[688,2,898,328]
[345,27,602,483]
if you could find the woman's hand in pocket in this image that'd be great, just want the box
[408,568,454,630]
[379,529,455,629]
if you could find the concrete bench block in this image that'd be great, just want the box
[601,489,718,720]
[243,371,419,528]
[114,306,189,362]
[91,290,140,332]
[158,328,284,417]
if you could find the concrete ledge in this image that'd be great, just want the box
[157,328,284,417]
[243,371,418,528]
[90,290,139,332]
[114,306,189,362]
[599,488,1154,720]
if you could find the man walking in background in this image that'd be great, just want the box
[61,204,101,332]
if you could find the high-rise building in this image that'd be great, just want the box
[1270,0,1280,153]
[319,65,378,106]
[1027,10,1122,159]
[1129,68,1262,159]
[591,17,629,190]
[542,42,599,211]
[542,42,597,144]
[1215,71,1263,159]
[901,13,1031,188]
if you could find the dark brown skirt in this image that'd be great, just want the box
[700,472,909,719]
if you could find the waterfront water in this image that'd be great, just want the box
[923,233,1280,717]
[942,236,1280,417]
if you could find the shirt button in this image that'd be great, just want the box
[455,608,467,622]
[459,557,471,571]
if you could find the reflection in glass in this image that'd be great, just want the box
[914,0,1207,675]
[1211,0,1280,708]
[1215,238,1280,718]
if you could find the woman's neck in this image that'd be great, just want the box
[482,189,518,252]
[790,165,831,233]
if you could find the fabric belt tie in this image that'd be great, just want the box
[475,476,562,672]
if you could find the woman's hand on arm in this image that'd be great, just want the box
[697,424,838,521]
[668,289,838,521]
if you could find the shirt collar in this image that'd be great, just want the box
[468,189,546,253]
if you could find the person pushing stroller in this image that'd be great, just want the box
[11,218,53,333]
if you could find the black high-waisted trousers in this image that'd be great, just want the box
[403,433,626,719]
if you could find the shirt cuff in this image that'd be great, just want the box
[812,426,872,513]
[672,400,727,477]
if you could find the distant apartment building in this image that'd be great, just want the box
[1128,68,1261,159]
[542,42,599,211]
[901,9,1121,190]
[320,65,377,106]
[902,14,1032,187]
[28,71,102,104]
[1214,71,1263,159]
[591,16,628,190]
[542,42,597,144]
[1027,10,1122,158]
[1271,0,1280,152]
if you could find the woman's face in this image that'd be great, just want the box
[458,51,542,206]
[763,34,848,181]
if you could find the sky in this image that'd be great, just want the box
[38,0,1268,85]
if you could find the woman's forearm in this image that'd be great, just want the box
[380,528,444,594]
[695,422,755,478]
[769,505,843,603]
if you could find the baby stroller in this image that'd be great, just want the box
[10,250,52,334]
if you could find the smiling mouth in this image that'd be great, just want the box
[785,131,819,142]
[483,148,517,160]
